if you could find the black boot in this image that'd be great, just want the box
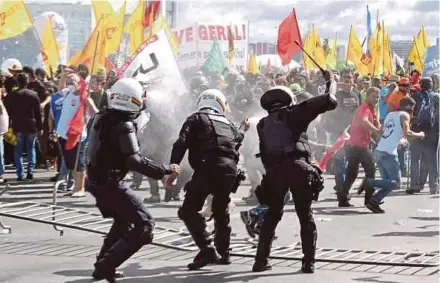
[252,231,274,272]
[187,247,219,270]
[94,234,149,282]
[301,260,315,273]
[217,250,231,265]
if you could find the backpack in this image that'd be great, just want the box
[415,91,436,131]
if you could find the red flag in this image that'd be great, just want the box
[65,75,88,150]
[277,9,302,66]
[319,129,350,170]
[266,58,272,74]
[143,1,161,28]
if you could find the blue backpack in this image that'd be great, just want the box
[415,91,436,131]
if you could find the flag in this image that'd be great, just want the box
[65,75,88,150]
[277,9,302,66]
[347,25,369,75]
[408,27,431,72]
[368,23,383,76]
[121,30,186,94]
[319,128,350,169]
[0,0,33,40]
[146,10,179,53]
[366,5,372,57]
[266,58,272,74]
[144,0,161,28]
[423,45,439,77]
[92,0,114,22]
[382,22,393,75]
[124,0,145,55]
[303,27,326,71]
[202,37,226,73]
[247,50,259,74]
[228,25,235,65]
[104,2,126,56]
[69,18,106,74]
[40,16,61,74]
[326,34,338,69]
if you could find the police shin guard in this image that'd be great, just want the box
[252,213,280,272]
[93,237,125,280]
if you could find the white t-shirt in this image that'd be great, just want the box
[376,111,405,156]
[56,89,88,141]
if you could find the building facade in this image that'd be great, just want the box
[390,40,413,61]
[337,45,346,61]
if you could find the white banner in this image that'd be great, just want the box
[121,30,187,96]
[33,12,68,66]
[172,22,249,72]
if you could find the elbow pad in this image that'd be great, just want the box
[126,154,172,180]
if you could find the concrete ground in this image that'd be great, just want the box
[0,166,438,283]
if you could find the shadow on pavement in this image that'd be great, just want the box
[59,263,303,283]
[373,231,439,237]
[410,216,440,221]
[353,275,402,283]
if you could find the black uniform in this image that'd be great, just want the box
[86,110,172,281]
[254,90,337,272]
[170,108,245,269]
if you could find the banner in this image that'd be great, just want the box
[33,12,68,65]
[172,22,249,71]
[121,30,187,95]
[423,45,439,77]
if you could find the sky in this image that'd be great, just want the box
[26,0,440,46]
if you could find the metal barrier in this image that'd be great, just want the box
[0,200,438,271]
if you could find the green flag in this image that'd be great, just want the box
[202,37,226,72]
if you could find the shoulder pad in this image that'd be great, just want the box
[115,121,136,135]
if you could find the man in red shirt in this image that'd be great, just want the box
[337,87,381,207]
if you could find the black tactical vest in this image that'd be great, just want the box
[258,110,311,165]
[188,112,238,168]
[87,113,131,183]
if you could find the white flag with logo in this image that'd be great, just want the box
[121,30,187,95]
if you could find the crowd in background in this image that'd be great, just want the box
[0,59,438,209]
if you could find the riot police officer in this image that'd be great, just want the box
[167,89,250,270]
[87,78,179,282]
[252,71,337,273]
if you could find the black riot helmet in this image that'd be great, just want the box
[260,86,297,112]
[190,76,209,94]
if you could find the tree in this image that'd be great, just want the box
[322,38,330,56]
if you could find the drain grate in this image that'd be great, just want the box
[0,201,438,275]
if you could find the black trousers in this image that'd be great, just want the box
[339,145,375,202]
[256,158,317,263]
[178,157,237,255]
[86,180,155,269]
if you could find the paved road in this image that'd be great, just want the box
[0,166,438,282]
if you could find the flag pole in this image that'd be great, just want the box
[72,31,101,176]
[382,21,385,75]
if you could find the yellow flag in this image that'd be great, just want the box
[303,27,326,71]
[41,16,61,74]
[103,2,126,56]
[124,0,145,55]
[92,0,114,22]
[326,34,338,69]
[0,0,33,40]
[69,18,106,75]
[382,22,393,75]
[247,50,259,74]
[347,26,368,75]
[368,23,383,76]
[408,27,431,72]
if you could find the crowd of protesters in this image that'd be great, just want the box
[0,58,438,212]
